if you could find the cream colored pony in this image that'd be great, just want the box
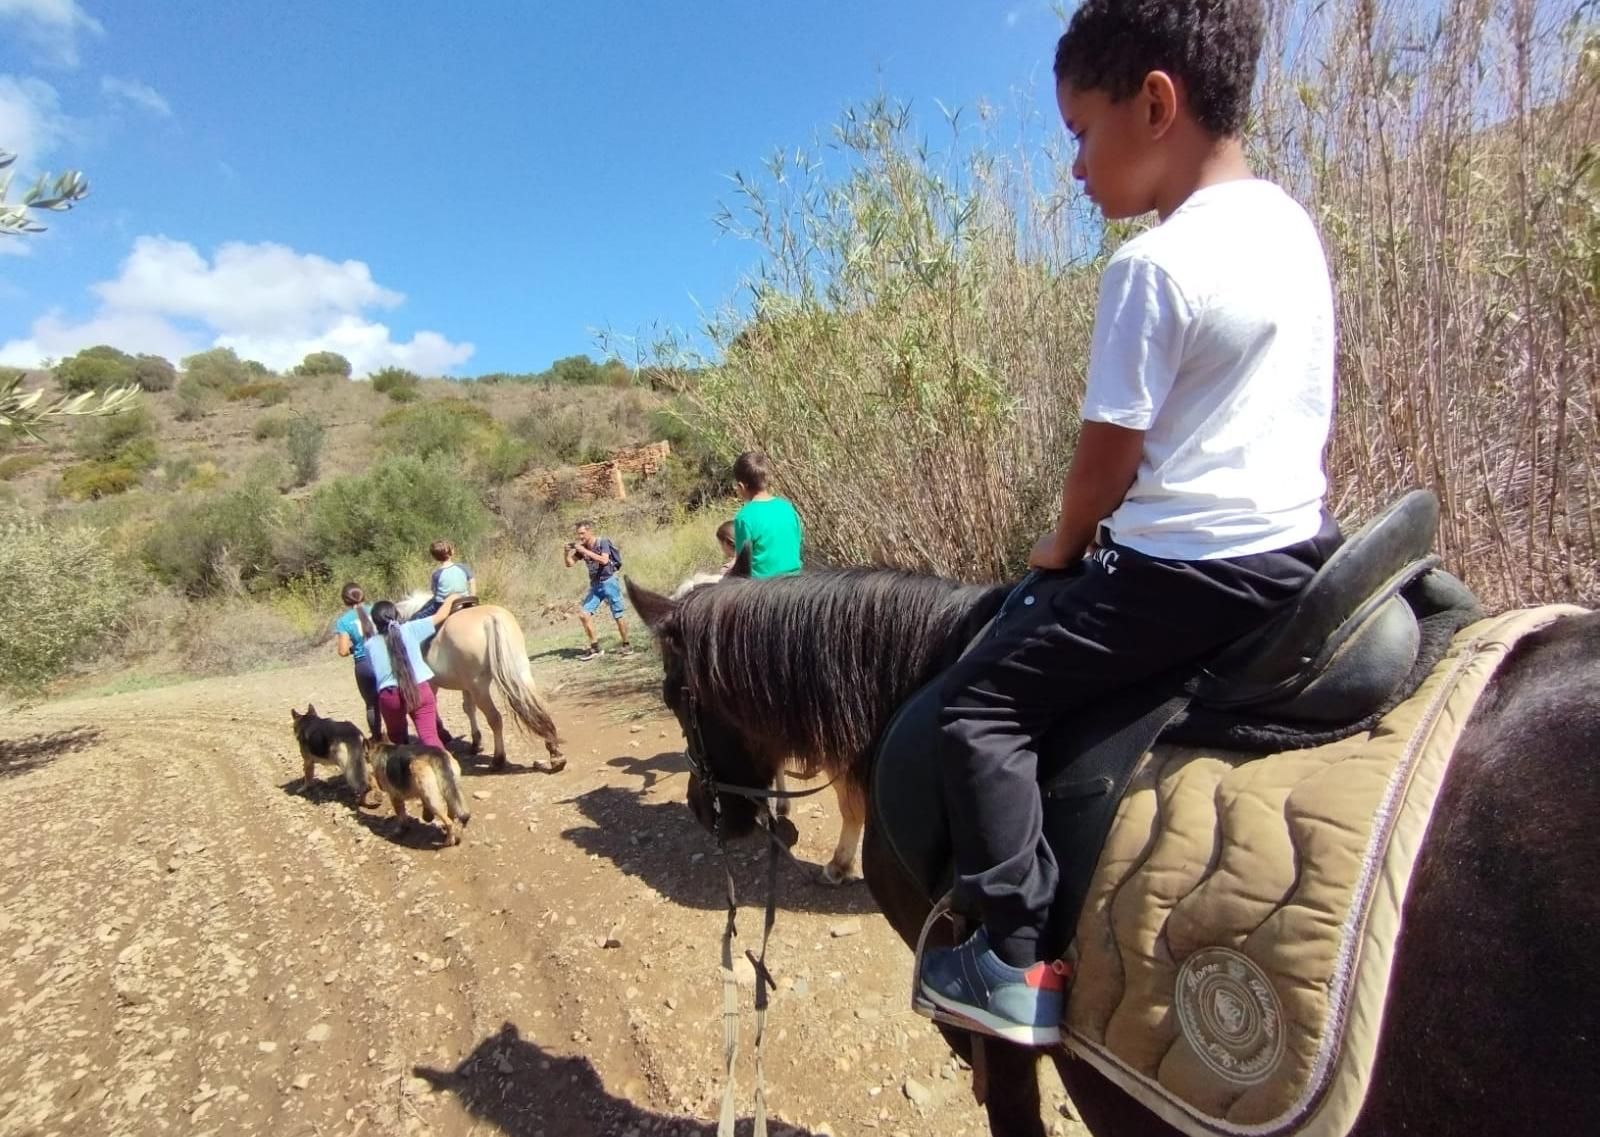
[398,594,564,772]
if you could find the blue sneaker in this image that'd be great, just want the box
[918,928,1067,1046]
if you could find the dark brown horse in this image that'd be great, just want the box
[627,568,1600,1137]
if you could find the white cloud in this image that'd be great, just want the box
[0,0,104,68]
[101,76,171,118]
[0,75,69,162]
[0,236,475,376]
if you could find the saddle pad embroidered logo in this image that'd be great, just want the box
[1175,948,1284,1085]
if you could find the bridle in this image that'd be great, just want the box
[680,686,838,1137]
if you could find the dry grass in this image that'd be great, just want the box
[1258,0,1600,608]
[683,2,1599,608]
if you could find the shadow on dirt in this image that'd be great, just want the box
[414,1021,825,1136]
[558,766,879,918]
[0,725,101,781]
[277,775,464,850]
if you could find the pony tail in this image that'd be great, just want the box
[386,623,422,712]
[356,603,376,639]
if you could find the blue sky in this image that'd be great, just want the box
[0,1,1067,377]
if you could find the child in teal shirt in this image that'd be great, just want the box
[731,450,802,578]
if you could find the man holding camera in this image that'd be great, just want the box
[564,519,632,661]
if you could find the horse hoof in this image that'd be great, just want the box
[818,862,864,887]
[540,757,568,774]
[471,738,484,755]
[491,755,508,771]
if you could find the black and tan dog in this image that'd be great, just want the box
[289,705,371,803]
[361,739,471,846]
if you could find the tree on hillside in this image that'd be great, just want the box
[0,151,88,237]
[293,350,352,378]
[181,347,249,390]
[56,345,136,394]
[131,354,177,392]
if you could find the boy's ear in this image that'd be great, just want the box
[728,544,753,578]
[1143,69,1179,137]
[626,578,680,631]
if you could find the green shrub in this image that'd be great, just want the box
[482,435,533,484]
[0,453,46,480]
[293,351,352,378]
[253,414,291,441]
[131,354,176,392]
[0,516,132,692]
[61,406,159,498]
[377,399,500,463]
[59,460,143,500]
[227,380,290,406]
[370,367,421,402]
[181,347,248,392]
[55,345,136,394]
[307,455,490,594]
[75,405,158,466]
[286,416,324,487]
[144,481,291,598]
[174,376,215,421]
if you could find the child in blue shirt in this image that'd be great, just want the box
[333,582,381,740]
[414,540,476,619]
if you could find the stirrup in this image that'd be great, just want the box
[910,890,981,1031]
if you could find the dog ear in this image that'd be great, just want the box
[291,707,301,721]
[306,704,317,717]
[728,543,752,578]
[625,577,679,631]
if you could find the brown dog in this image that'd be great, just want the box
[360,739,471,846]
[289,705,370,802]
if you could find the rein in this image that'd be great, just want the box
[682,687,838,1137]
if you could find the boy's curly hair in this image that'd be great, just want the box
[1053,0,1265,137]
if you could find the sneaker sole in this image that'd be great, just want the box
[919,983,1062,1048]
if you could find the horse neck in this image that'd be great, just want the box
[693,572,1008,779]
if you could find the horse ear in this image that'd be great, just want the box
[625,577,679,631]
[728,544,752,578]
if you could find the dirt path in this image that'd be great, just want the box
[0,655,1084,1137]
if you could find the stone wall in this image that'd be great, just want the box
[517,440,672,503]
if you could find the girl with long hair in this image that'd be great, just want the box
[361,594,466,748]
[333,582,382,740]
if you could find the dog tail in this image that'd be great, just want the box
[483,610,561,754]
[438,753,470,827]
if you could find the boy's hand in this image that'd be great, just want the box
[1028,531,1079,570]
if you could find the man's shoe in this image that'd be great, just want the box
[578,644,604,662]
[615,643,635,658]
[917,928,1066,1047]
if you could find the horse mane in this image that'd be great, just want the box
[672,568,1009,779]
[394,591,431,621]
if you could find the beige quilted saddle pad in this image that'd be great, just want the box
[1062,605,1584,1137]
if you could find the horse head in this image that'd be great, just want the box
[628,564,771,843]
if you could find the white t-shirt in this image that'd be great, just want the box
[1082,179,1334,561]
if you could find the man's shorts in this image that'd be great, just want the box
[581,576,626,618]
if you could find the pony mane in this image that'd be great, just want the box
[672,568,1008,778]
[394,590,432,621]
